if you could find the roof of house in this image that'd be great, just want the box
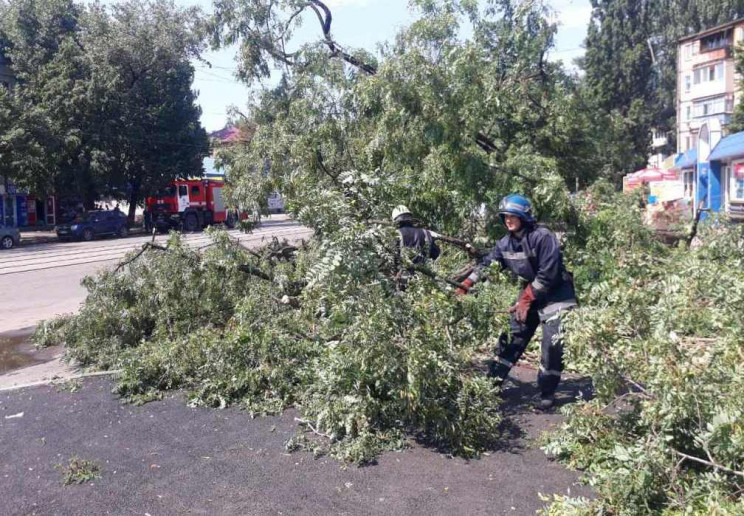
[209,125,254,144]
[709,130,744,161]
[679,18,744,43]
[674,148,697,169]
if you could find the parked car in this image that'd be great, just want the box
[56,210,128,241]
[0,225,21,249]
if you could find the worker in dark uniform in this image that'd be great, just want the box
[392,205,440,289]
[457,194,577,409]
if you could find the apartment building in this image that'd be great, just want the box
[677,19,744,154]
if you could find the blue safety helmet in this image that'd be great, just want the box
[498,194,536,224]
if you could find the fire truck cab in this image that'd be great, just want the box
[145,179,235,232]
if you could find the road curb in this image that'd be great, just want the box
[0,369,122,393]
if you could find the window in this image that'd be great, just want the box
[190,185,200,196]
[701,30,732,53]
[685,75,691,91]
[731,163,744,202]
[686,106,691,120]
[683,170,694,199]
[692,62,724,85]
[684,136,691,151]
[693,96,730,118]
[683,43,692,59]
[178,185,187,197]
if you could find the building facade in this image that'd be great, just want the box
[648,128,669,169]
[674,20,744,219]
[677,19,744,154]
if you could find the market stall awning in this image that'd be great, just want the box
[709,130,744,162]
[673,149,697,170]
[633,168,664,182]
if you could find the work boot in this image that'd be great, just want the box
[486,359,504,387]
[536,394,555,411]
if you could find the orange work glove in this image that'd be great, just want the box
[456,278,475,296]
[511,284,536,322]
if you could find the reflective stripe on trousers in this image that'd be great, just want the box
[491,307,566,396]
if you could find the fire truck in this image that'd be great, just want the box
[145,179,237,232]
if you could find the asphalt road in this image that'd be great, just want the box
[0,369,592,516]
[0,217,312,333]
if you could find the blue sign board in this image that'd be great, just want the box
[696,161,723,219]
[16,195,27,226]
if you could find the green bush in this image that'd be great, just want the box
[541,192,744,515]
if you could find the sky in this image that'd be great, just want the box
[182,0,592,133]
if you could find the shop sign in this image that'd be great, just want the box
[734,163,744,179]
[649,180,685,203]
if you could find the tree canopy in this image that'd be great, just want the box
[0,0,209,215]
[210,0,601,237]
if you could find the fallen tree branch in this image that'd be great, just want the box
[294,416,335,440]
[114,242,169,272]
[686,202,707,247]
[672,449,744,478]
[410,263,469,290]
[239,264,274,282]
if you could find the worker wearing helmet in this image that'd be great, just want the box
[391,205,440,290]
[457,194,577,410]
[392,205,441,264]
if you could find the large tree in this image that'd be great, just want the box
[210,0,601,238]
[0,0,209,215]
[581,0,656,180]
[83,0,209,221]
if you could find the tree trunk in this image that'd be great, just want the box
[127,182,140,225]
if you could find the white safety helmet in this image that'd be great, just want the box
[391,205,412,222]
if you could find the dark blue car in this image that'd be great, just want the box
[56,210,129,242]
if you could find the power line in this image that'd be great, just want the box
[550,46,583,54]
[195,63,240,73]
[194,67,238,82]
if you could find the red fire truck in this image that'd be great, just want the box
[145,179,237,232]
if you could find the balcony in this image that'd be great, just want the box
[693,94,734,119]
[690,47,730,67]
[688,113,732,131]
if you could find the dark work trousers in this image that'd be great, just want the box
[490,306,565,396]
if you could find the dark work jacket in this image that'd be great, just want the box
[396,224,440,264]
[469,225,577,320]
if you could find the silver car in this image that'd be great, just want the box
[0,225,20,249]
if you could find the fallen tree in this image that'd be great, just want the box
[36,226,517,464]
[32,0,744,511]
